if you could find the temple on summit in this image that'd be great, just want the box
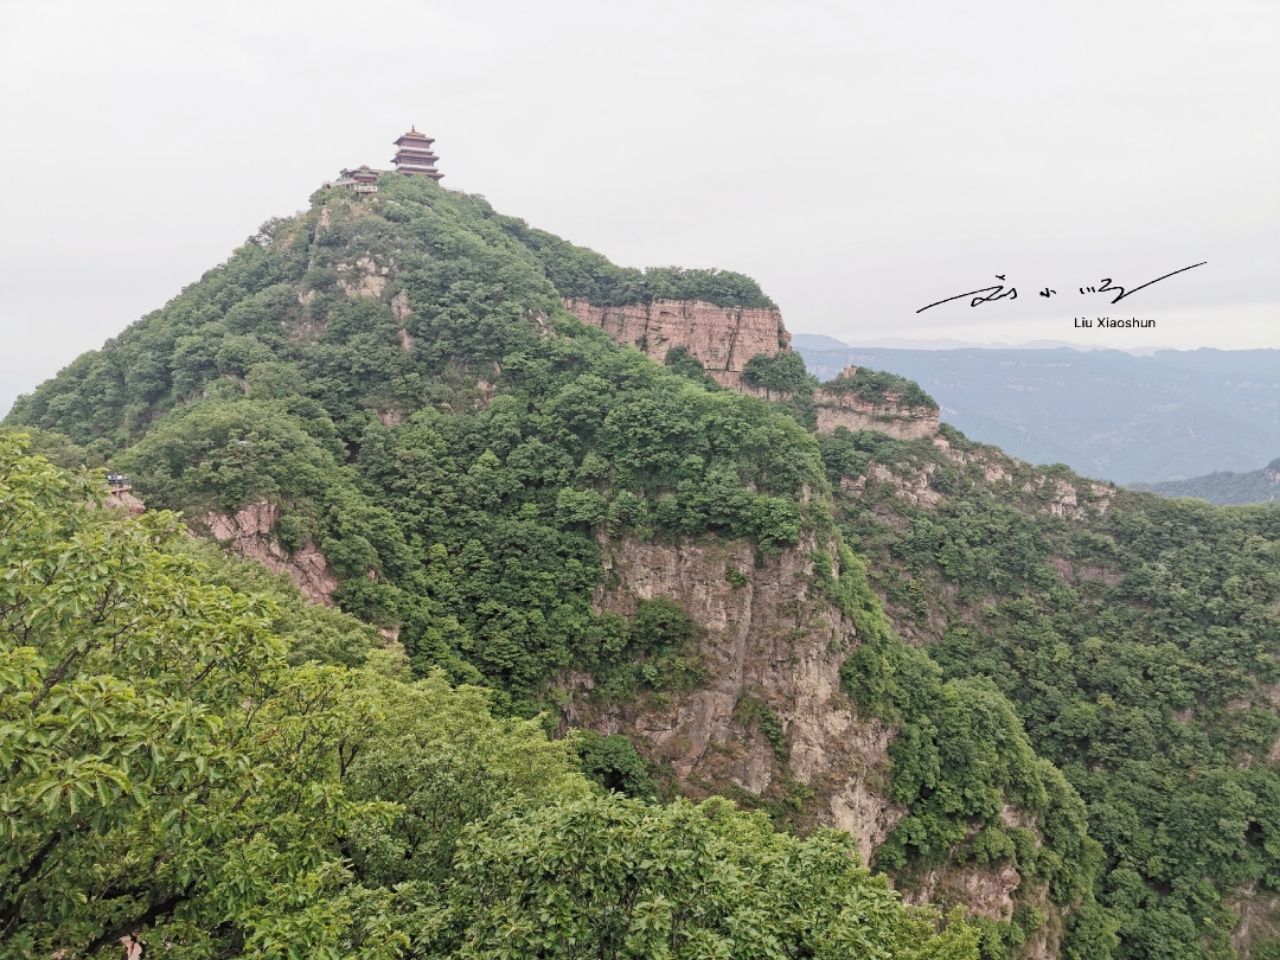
[391,127,444,180]
[332,165,380,193]
[332,127,443,192]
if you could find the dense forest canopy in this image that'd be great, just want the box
[6,174,1279,959]
[0,433,979,958]
[822,426,1280,959]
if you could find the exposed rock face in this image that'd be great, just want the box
[562,298,790,390]
[1230,885,1280,957]
[902,862,1023,922]
[1047,555,1123,587]
[560,534,901,864]
[337,255,390,299]
[841,462,945,508]
[202,500,337,606]
[105,487,145,516]
[1019,476,1115,520]
[561,531,1052,938]
[813,393,940,440]
[812,370,940,441]
[391,290,414,352]
[390,289,412,320]
[811,366,940,440]
[564,301,946,443]
[932,435,1117,520]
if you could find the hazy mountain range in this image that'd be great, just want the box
[1132,457,1280,505]
[793,334,1280,484]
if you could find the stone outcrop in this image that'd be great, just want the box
[813,368,940,441]
[105,486,145,516]
[1019,475,1115,520]
[565,301,944,443]
[391,290,414,352]
[562,298,790,390]
[202,500,338,606]
[337,255,390,299]
[560,533,902,864]
[1047,556,1123,587]
[813,391,940,440]
[841,462,945,508]
[1230,885,1280,958]
[902,862,1023,922]
[558,531,1054,935]
[931,435,1117,520]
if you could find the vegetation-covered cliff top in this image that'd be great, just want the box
[820,365,939,409]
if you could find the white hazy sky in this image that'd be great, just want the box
[1,0,1277,412]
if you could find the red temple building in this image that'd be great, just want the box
[331,128,445,192]
[392,127,444,180]
[332,164,380,193]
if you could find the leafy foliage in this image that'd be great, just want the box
[743,352,817,395]
[7,177,823,702]
[821,366,938,409]
[0,435,977,958]
[442,794,978,960]
[827,427,1280,959]
[8,168,1274,960]
[495,214,776,308]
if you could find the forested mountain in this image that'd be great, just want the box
[5,173,1278,959]
[790,338,1280,485]
[1,434,976,958]
[1134,459,1280,505]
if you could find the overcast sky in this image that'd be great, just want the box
[1,0,1277,413]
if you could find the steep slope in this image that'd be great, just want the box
[1135,458,1280,505]
[6,174,1099,956]
[9,172,1273,958]
[3,433,985,958]
[819,424,1280,958]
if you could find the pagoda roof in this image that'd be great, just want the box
[395,126,435,142]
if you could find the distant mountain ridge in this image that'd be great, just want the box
[1133,457,1280,505]
[791,338,1280,484]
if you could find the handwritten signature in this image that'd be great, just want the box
[915,261,1207,314]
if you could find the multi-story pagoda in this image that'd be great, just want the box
[392,127,444,180]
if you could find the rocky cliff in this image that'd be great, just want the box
[201,501,338,606]
[564,301,944,442]
[560,533,900,861]
[562,298,790,390]
[557,532,1054,936]
[813,390,940,440]
[813,366,941,440]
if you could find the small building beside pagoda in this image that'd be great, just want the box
[331,127,444,193]
[332,165,380,193]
